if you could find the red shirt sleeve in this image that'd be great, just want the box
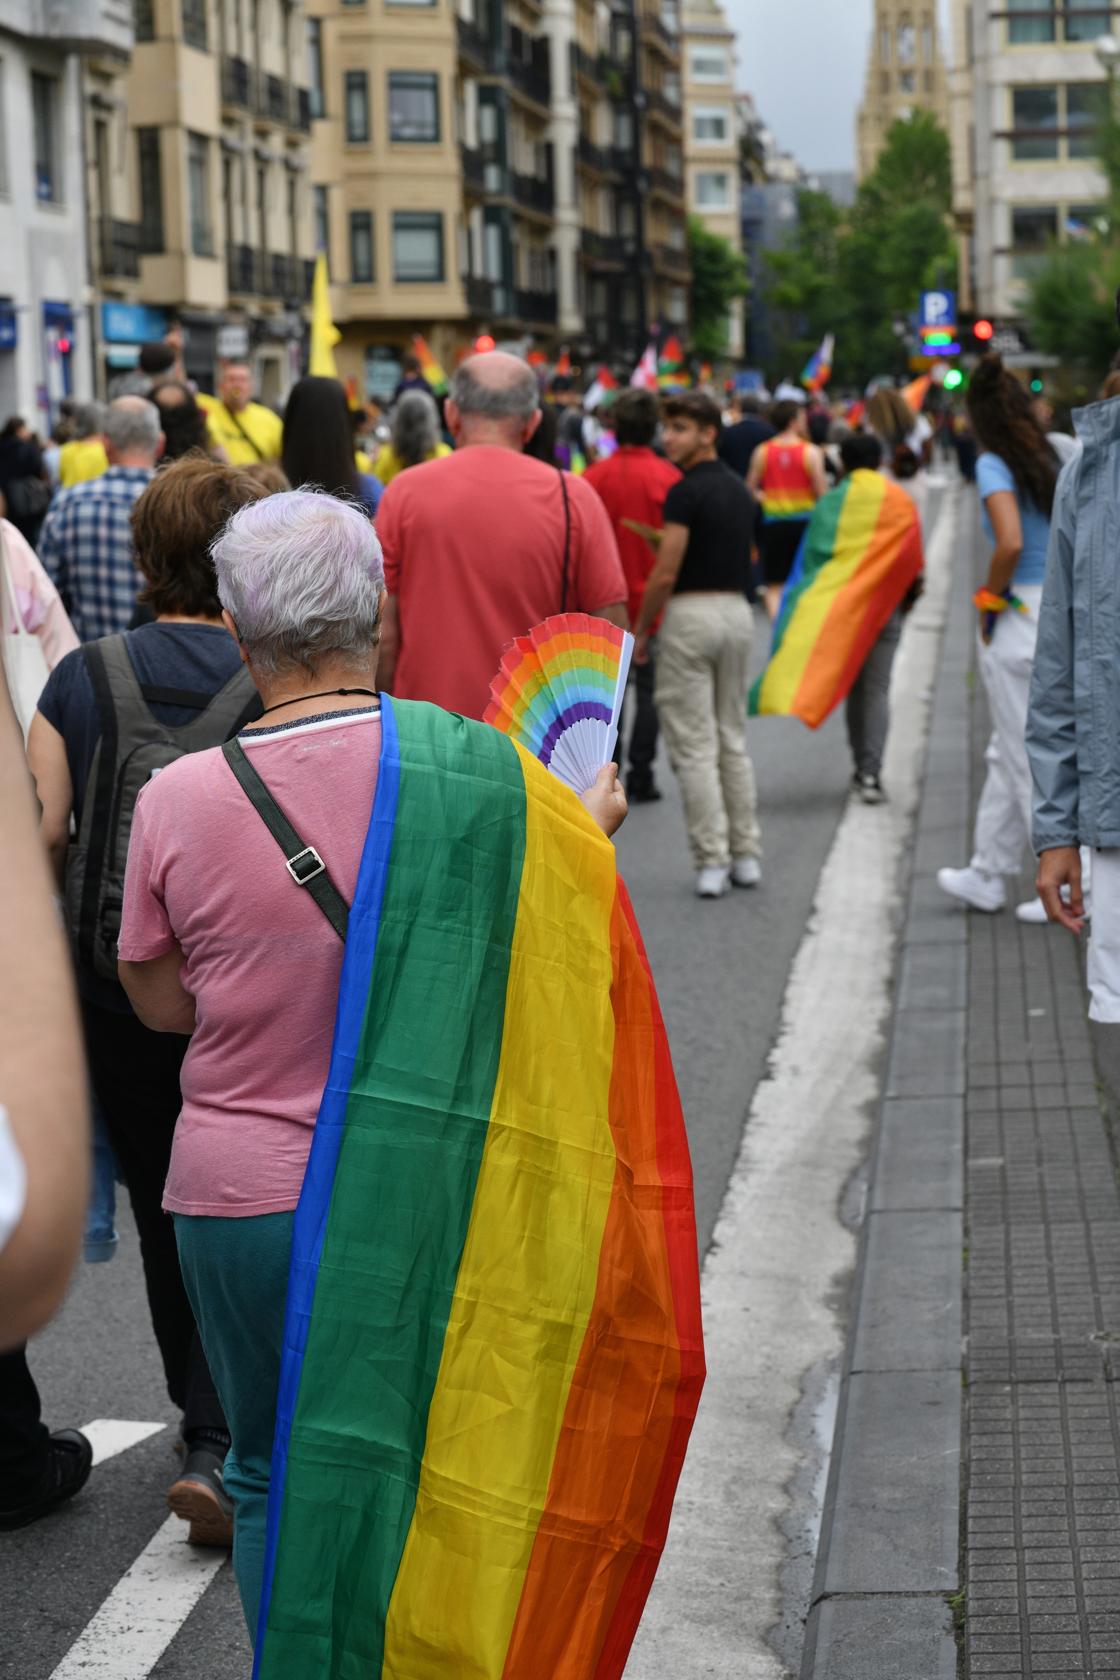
[566,475,627,612]
[377,480,402,594]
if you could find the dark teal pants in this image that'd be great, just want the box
[174,1211,294,1639]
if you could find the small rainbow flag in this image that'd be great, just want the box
[253,697,704,1680]
[657,333,689,391]
[801,333,834,393]
[751,469,923,728]
[412,332,448,395]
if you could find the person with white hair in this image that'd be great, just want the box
[373,387,451,485]
[377,350,627,717]
[114,488,628,1638]
[38,397,164,641]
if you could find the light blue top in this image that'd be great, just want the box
[976,451,1051,586]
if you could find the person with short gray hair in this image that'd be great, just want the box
[39,397,165,640]
[377,350,628,716]
[373,388,451,486]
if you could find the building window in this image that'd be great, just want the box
[1067,82,1109,157]
[137,127,163,250]
[345,70,369,143]
[900,70,916,94]
[350,209,374,281]
[392,210,444,281]
[1007,0,1055,42]
[1010,205,1057,279]
[1007,0,1108,44]
[31,73,59,204]
[897,19,915,63]
[694,169,731,210]
[1010,83,1107,162]
[187,131,213,256]
[688,46,729,82]
[691,106,731,144]
[182,0,208,50]
[314,183,329,256]
[134,0,155,40]
[1064,0,1112,42]
[1011,84,1059,158]
[389,72,440,142]
[922,15,934,59]
[307,18,324,118]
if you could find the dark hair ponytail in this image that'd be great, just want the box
[966,355,1059,517]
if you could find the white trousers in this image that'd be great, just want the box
[971,585,1043,878]
[1089,850,1120,1024]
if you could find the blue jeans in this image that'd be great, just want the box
[84,1101,118,1263]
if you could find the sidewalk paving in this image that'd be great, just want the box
[803,493,1120,1678]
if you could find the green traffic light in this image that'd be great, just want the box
[943,369,964,391]
[1030,379,1044,393]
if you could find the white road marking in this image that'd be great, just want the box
[83,1419,167,1467]
[48,1516,226,1680]
[625,490,960,1678]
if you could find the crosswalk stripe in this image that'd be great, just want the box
[48,1515,226,1679]
[83,1419,167,1467]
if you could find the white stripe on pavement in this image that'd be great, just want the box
[84,1419,167,1467]
[626,488,960,1678]
[48,1516,226,1680]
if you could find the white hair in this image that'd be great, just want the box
[104,397,159,456]
[212,488,384,675]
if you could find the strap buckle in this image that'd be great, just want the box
[286,846,326,885]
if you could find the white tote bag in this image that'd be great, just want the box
[0,524,50,741]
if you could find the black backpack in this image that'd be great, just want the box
[65,635,259,981]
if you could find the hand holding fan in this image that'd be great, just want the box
[484,613,635,794]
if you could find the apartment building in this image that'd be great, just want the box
[85,0,315,403]
[857,0,949,179]
[0,2,133,423]
[681,0,742,356]
[950,0,1109,326]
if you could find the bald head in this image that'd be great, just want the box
[447,352,541,448]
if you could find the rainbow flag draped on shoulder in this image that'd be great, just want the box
[750,469,923,729]
[253,695,704,1680]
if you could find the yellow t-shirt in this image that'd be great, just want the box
[201,397,284,466]
[58,438,109,487]
[373,441,452,486]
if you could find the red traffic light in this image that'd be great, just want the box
[57,336,71,354]
[974,320,994,342]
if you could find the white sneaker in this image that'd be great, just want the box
[1015,896,1049,925]
[730,856,762,888]
[696,865,731,899]
[936,865,1006,913]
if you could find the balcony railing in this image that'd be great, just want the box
[465,275,516,318]
[462,147,485,194]
[456,16,492,70]
[98,216,142,279]
[515,288,558,325]
[653,242,689,275]
[259,72,288,125]
[581,229,628,264]
[639,10,678,52]
[226,243,256,295]
[647,164,684,199]
[511,170,554,214]
[508,24,551,106]
[570,41,605,86]
[181,0,207,50]
[646,87,682,128]
[291,86,311,131]
[267,252,309,299]
[577,136,622,175]
[222,54,251,109]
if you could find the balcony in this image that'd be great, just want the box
[516,288,558,325]
[581,229,629,265]
[577,136,622,176]
[647,164,684,201]
[508,25,551,108]
[226,243,257,295]
[653,242,689,276]
[20,0,134,55]
[511,170,554,215]
[639,10,678,55]
[646,87,682,130]
[456,16,492,71]
[462,147,485,196]
[465,275,516,319]
[291,86,311,132]
[98,216,141,279]
[222,54,252,110]
[570,41,605,87]
[266,252,310,300]
[259,73,289,126]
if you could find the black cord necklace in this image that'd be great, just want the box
[259,687,379,718]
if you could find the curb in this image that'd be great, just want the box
[800,489,970,1679]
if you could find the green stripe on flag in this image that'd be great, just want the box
[259,701,527,1679]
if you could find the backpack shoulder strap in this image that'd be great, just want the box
[221,739,349,941]
[172,665,260,748]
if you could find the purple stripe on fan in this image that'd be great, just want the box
[540,701,613,765]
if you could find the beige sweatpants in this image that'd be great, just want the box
[655,592,762,870]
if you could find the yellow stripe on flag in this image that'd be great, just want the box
[382,749,619,1679]
[763,475,885,716]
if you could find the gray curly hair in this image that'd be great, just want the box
[390,388,441,470]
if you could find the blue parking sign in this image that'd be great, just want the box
[920,290,957,330]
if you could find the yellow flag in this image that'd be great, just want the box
[309,252,340,379]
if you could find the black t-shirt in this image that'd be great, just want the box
[717,417,774,478]
[662,459,758,595]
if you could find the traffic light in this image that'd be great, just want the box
[1030,378,1044,393]
[973,320,994,344]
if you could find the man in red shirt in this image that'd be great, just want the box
[377,352,627,718]
[584,390,680,800]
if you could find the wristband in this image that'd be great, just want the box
[973,587,1028,616]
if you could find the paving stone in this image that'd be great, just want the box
[802,1597,956,1680]
[851,1210,962,1373]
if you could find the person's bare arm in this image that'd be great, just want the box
[377,593,400,692]
[590,601,628,630]
[118,948,197,1035]
[746,443,766,496]
[983,491,1024,596]
[1037,846,1085,935]
[633,522,689,656]
[806,444,829,499]
[26,713,72,890]
[0,678,88,1349]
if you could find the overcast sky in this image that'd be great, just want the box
[725,0,952,173]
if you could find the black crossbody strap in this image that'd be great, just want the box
[221,739,349,941]
[558,466,571,613]
[222,403,266,461]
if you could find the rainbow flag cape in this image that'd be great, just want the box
[412,333,448,396]
[253,697,704,1680]
[750,470,923,729]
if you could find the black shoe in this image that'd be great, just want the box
[627,778,663,804]
[0,1429,93,1531]
[852,772,887,806]
[167,1446,233,1548]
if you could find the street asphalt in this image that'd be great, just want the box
[2,613,855,1679]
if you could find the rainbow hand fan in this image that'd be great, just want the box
[484,613,634,794]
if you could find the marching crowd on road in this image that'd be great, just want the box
[3,303,1120,1674]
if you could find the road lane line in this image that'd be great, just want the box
[48,1515,225,1680]
[83,1419,167,1466]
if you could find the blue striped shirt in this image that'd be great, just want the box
[37,466,153,642]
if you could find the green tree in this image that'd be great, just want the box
[687,216,748,361]
[761,111,957,386]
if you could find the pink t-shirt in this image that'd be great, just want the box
[378,445,628,718]
[118,710,380,1217]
